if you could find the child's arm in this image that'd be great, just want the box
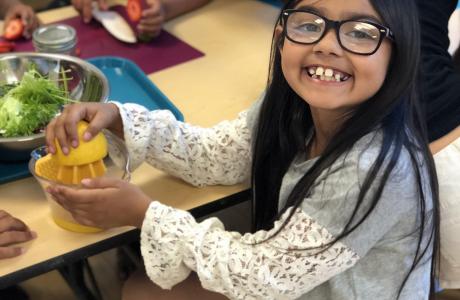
[141,202,359,299]
[138,141,426,299]
[112,101,253,187]
[429,125,460,154]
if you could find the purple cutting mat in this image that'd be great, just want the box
[13,5,204,74]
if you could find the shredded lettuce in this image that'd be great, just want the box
[0,69,73,137]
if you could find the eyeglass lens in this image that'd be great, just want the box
[286,11,382,54]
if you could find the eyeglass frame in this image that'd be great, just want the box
[280,9,395,56]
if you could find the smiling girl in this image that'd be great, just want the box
[45,0,439,299]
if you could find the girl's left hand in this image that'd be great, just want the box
[4,3,40,39]
[137,0,165,38]
[46,178,152,229]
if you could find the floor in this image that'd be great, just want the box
[11,201,460,299]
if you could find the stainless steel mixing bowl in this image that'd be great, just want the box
[0,52,109,162]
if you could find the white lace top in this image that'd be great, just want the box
[113,101,432,300]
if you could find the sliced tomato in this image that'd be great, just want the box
[126,0,142,22]
[4,19,24,41]
[0,41,15,53]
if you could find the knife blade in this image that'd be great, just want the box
[92,5,137,44]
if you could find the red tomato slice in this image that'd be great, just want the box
[0,41,15,53]
[126,0,142,22]
[4,19,24,41]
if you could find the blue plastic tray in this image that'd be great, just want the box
[259,0,282,7]
[0,56,184,184]
[88,56,183,121]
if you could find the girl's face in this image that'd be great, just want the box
[280,0,392,116]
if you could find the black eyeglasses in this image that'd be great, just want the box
[281,9,394,55]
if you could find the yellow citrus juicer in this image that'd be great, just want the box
[35,120,108,233]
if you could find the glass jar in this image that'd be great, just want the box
[33,24,77,55]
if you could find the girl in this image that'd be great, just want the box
[45,0,439,299]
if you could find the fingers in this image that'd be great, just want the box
[3,4,38,39]
[47,182,114,209]
[45,117,58,154]
[137,16,163,36]
[81,176,123,189]
[0,246,25,259]
[142,0,163,19]
[20,6,37,38]
[72,214,97,227]
[46,185,106,228]
[47,185,85,207]
[81,110,107,141]
[45,103,107,154]
[0,211,36,259]
[0,213,29,233]
[137,1,164,36]
[0,230,36,247]
[97,0,108,10]
[46,104,84,154]
[3,7,17,25]
[47,178,122,207]
[81,0,93,23]
[73,0,107,23]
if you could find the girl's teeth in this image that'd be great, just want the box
[315,67,324,76]
[307,66,348,82]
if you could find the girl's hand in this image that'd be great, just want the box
[45,102,123,155]
[137,0,165,38]
[4,3,39,39]
[46,178,152,229]
[0,210,37,259]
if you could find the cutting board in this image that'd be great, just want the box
[14,5,204,74]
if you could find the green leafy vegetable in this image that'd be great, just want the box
[0,69,74,137]
[0,83,18,97]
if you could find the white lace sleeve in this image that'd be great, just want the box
[140,201,360,300]
[111,102,251,187]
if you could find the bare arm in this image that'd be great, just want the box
[430,125,460,155]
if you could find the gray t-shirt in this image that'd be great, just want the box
[249,101,433,299]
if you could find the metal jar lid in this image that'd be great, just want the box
[33,24,77,53]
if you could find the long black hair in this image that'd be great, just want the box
[251,0,439,298]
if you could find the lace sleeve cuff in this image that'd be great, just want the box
[111,101,154,170]
[140,201,360,299]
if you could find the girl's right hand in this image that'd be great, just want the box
[45,102,123,155]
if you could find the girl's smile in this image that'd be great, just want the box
[304,65,352,86]
[305,65,351,83]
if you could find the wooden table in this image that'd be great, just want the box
[0,0,280,287]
